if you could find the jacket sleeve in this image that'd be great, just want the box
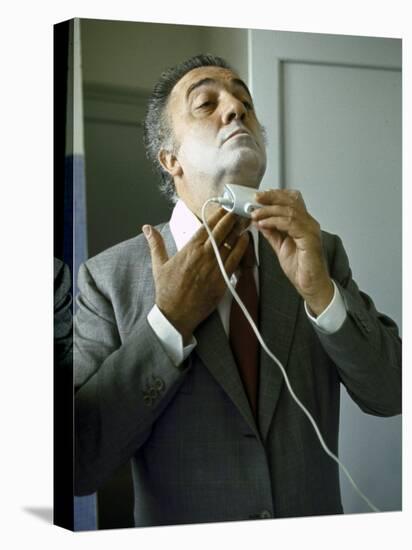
[313,233,401,417]
[74,261,191,496]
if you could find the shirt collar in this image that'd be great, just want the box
[169,199,260,266]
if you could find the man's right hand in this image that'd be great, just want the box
[143,208,250,344]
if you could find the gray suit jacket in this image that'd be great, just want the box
[74,225,401,527]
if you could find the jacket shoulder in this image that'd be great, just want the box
[87,222,168,272]
[79,223,168,297]
[320,230,346,261]
[320,230,341,253]
[320,230,352,286]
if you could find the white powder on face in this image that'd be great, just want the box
[174,120,267,217]
[179,135,266,187]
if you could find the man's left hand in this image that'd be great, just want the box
[251,189,334,316]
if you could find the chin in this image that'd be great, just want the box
[221,151,266,187]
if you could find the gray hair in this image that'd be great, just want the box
[143,54,233,203]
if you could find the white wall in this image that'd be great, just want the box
[201,25,249,82]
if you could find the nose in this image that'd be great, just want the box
[221,93,246,124]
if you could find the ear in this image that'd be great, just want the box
[158,149,183,178]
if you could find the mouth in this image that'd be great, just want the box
[223,128,251,144]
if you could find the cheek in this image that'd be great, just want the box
[178,129,218,165]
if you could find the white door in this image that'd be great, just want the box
[249,30,402,513]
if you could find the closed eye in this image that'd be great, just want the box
[197,101,214,109]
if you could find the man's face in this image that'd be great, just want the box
[164,66,267,215]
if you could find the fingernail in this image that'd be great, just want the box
[142,225,151,238]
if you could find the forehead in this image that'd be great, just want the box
[170,66,248,103]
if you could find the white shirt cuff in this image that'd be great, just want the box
[304,280,347,334]
[147,305,197,366]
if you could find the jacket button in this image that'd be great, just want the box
[149,387,158,398]
[154,377,165,391]
[259,510,272,519]
[143,394,153,407]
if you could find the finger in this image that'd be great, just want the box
[204,211,240,251]
[233,216,252,235]
[219,240,235,261]
[217,226,243,261]
[192,206,227,244]
[224,232,250,275]
[251,204,296,222]
[259,227,287,255]
[255,189,305,208]
[253,215,316,241]
[142,225,169,275]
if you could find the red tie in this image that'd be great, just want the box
[229,233,259,418]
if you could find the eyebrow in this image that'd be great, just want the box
[185,77,253,101]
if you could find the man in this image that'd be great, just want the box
[74,54,401,527]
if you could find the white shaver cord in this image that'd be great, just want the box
[202,198,380,513]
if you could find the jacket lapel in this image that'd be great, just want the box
[257,237,301,442]
[194,310,261,439]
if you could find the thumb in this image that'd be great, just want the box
[259,227,283,255]
[142,225,169,273]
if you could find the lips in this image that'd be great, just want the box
[223,128,251,144]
